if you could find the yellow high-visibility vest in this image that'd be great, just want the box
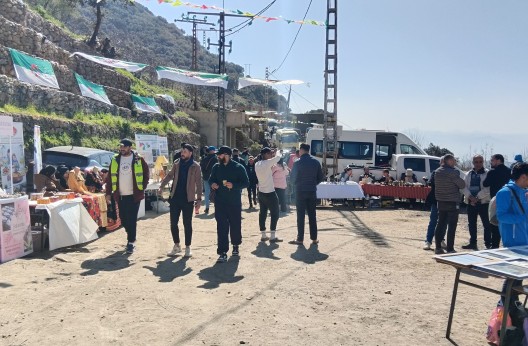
[109,154,144,192]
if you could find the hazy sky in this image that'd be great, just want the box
[139,0,527,158]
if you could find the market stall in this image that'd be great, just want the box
[316,181,365,199]
[360,184,431,200]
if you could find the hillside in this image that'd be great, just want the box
[26,0,288,112]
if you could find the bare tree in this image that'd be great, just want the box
[403,128,425,149]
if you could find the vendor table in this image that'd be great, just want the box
[316,182,365,199]
[31,198,99,251]
[361,184,431,200]
[435,246,528,345]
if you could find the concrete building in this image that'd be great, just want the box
[188,110,250,147]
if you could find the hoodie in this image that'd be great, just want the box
[496,180,528,247]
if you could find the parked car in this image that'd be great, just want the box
[43,146,115,170]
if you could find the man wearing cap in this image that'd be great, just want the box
[160,144,202,258]
[289,143,324,245]
[200,146,218,214]
[106,139,149,254]
[209,146,249,263]
[255,147,283,242]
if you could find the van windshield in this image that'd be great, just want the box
[281,134,298,143]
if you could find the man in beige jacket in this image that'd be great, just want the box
[160,144,202,258]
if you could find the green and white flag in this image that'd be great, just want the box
[74,73,112,105]
[131,94,161,114]
[9,49,59,89]
[156,66,228,89]
[71,52,147,72]
[238,77,304,90]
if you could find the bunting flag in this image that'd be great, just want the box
[9,49,59,89]
[71,52,147,72]
[152,1,326,27]
[238,77,304,90]
[132,94,161,113]
[74,73,112,105]
[156,66,228,89]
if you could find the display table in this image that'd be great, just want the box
[81,194,107,227]
[361,184,431,200]
[316,182,365,199]
[31,198,99,251]
[435,246,528,345]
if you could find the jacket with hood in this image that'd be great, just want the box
[496,180,528,247]
[511,154,524,169]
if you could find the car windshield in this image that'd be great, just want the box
[281,134,298,143]
[43,152,89,168]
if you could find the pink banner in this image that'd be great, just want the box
[0,196,32,263]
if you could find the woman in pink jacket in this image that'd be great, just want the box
[272,158,290,213]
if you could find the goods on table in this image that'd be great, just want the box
[49,196,60,203]
[30,193,44,201]
[37,197,50,205]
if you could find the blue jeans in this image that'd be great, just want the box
[203,180,211,209]
[425,203,438,243]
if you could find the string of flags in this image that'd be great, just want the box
[149,0,327,27]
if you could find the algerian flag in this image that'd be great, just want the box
[238,77,304,90]
[74,73,112,105]
[71,52,147,72]
[132,94,161,114]
[156,66,228,89]
[9,49,59,89]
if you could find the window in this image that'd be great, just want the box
[311,140,324,157]
[340,141,373,160]
[404,158,426,172]
[400,144,422,155]
[43,153,89,168]
[376,144,390,157]
[429,159,440,172]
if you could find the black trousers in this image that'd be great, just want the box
[296,191,318,241]
[434,201,459,251]
[489,224,501,249]
[215,202,242,254]
[248,184,257,205]
[169,197,194,246]
[275,188,288,212]
[258,191,280,231]
[467,203,491,247]
[117,195,140,243]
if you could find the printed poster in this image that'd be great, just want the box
[0,196,32,263]
[0,122,26,193]
[134,134,168,165]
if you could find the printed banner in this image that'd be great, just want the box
[33,125,42,176]
[75,73,112,105]
[135,134,160,165]
[0,123,26,193]
[238,77,304,90]
[131,94,161,114]
[71,52,147,72]
[156,66,228,89]
[0,196,32,263]
[9,48,59,89]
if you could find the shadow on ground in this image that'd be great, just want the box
[197,257,244,289]
[338,210,390,247]
[251,242,280,260]
[144,257,191,282]
[290,243,329,264]
[80,250,133,276]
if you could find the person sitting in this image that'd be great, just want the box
[85,166,104,193]
[378,169,394,184]
[359,166,375,183]
[55,165,70,190]
[34,165,64,196]
[401,168,418,183]
[339,167,354,182]
[67,166,90,194]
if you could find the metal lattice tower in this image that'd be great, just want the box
[322,0,338,179]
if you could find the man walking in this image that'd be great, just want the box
[255,147,282,242]
[209,146,249,263]
[160,144,202,258]
[106,139,149,254]
[246,156,258,208]
[200,146,217,214]
[483,154,512,248]
[461,155,491,250]
[289,143,324,245]
[434,154,465,254]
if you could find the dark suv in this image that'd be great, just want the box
[43,146,115,170]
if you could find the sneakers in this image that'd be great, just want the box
[270,237,283,243]
[423,241,432,250]
[288,239,303,245]
[260,236,270,242]
[217,253,228,263]
[184,246,192,258]
[441,241,447,249]
[204,208,209,214]
[167,244,182,256]
[461,244,478,251]
[126,242,135,254]
[446,249,457,254]
[232,246,240,257]
[434,248,445,255]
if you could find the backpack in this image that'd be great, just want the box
[489,186,526,226]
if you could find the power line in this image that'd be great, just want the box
[270,0,313,74]
[225,0,278,37]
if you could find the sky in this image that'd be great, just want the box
[138,0,528,159]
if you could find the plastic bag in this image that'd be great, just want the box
[487,305,513,345]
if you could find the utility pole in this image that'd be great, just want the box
[322,0,338,180]
[175,15,215,110]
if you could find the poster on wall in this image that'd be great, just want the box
[0,196,32,263]
[158,136,169,158]
[134,134,168,165]
[0,122,26,193]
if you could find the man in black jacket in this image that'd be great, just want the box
[483,154,511,248]
[200,146,218,214]
[289,143,324,245]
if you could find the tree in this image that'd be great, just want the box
[84,0,134,46]
[424,143,454,157]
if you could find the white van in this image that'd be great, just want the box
[272,128,300,150]
[306,125,426,172]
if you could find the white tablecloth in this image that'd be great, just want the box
[316,182,365,199]
[34,198,99,251]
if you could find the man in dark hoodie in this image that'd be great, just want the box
[200,146,218,214]
[483,154,512,248]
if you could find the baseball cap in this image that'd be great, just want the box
[217,146,232,156]
[260,147,272,155]
[208,146,216,152]
[119,138,133,147]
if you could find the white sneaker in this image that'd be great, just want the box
[167,244,182,256]
[423,241,432,250]
[184,246,192,258]
[441,241,447,249]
